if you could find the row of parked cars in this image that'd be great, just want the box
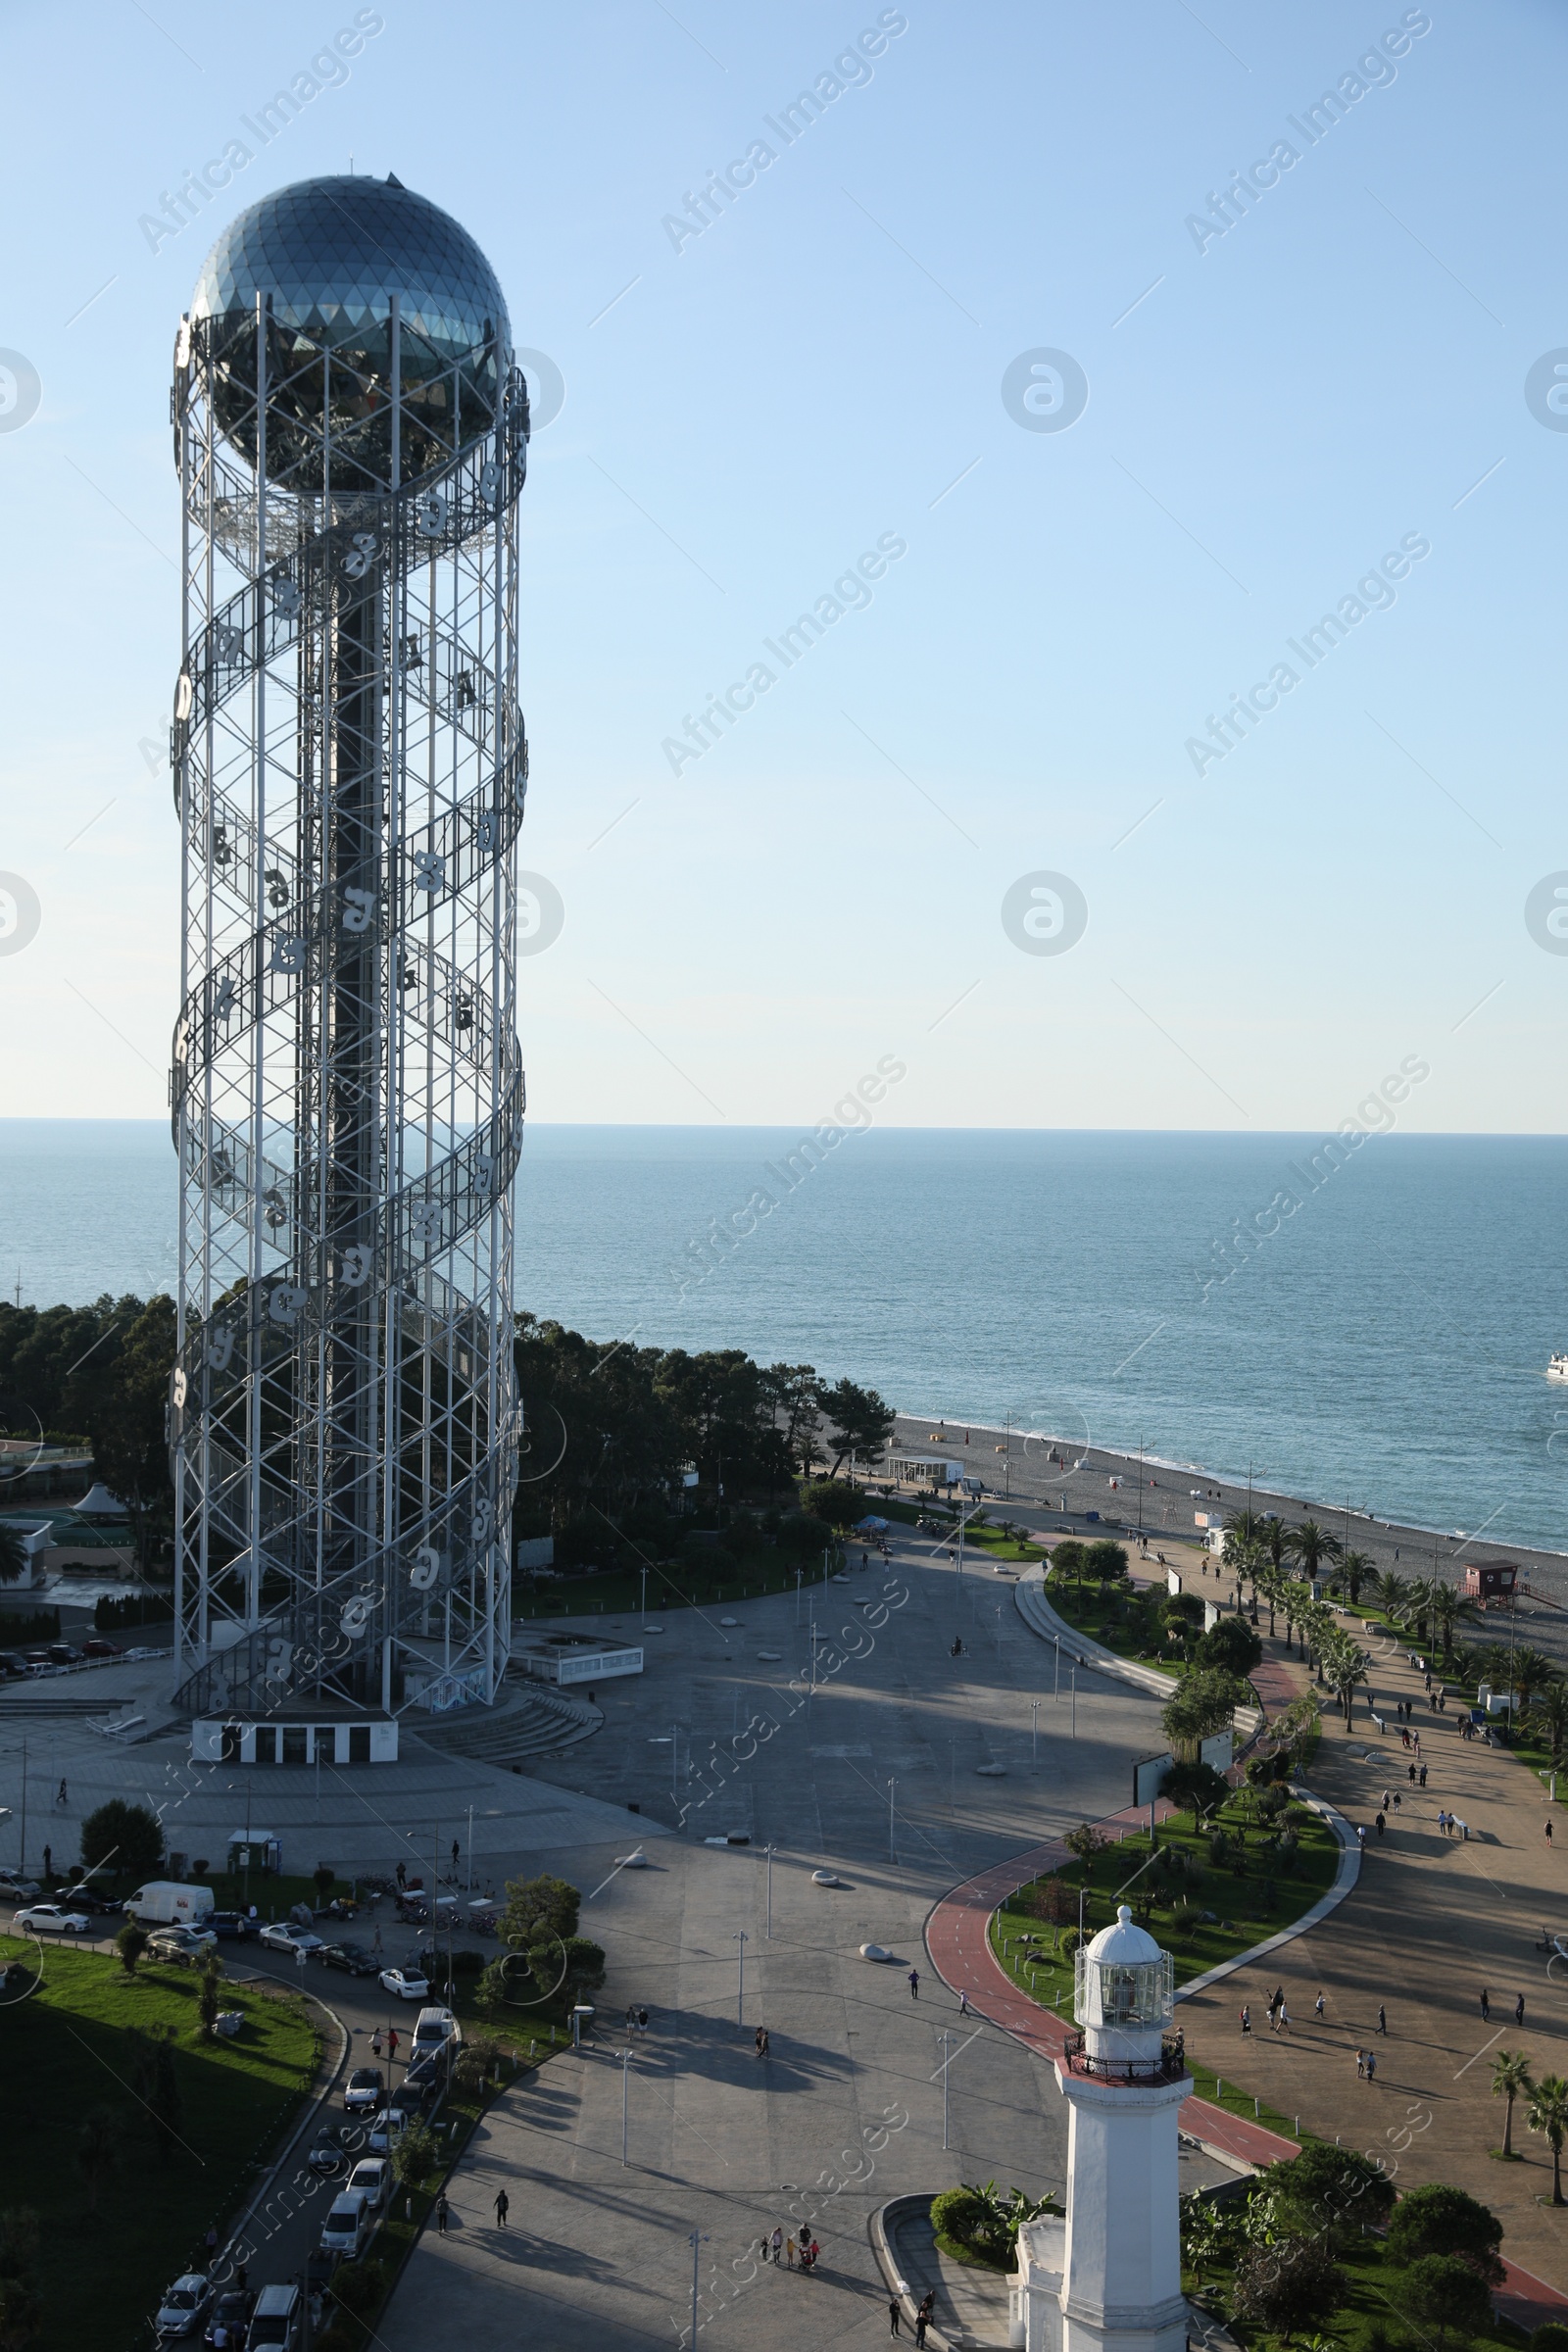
[0,1638,122,1675]
[152,2006,466,2336]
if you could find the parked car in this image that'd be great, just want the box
[257,1924,323,1958]
[343,2065,384,2114]
[80,1637,122,1659]
[62,1883,121,1914]
[0,1651,25,1676]
[318,2190,369,2259]
[123,1881,217,1928]
[14,1903,91,1936]
[413,2003,461,2055]
[155,2275,213,2338]
[207,1910,253,1940]
[0,1872,41,1901]
[148,1924,219,1965]
[247,2283,301,2351]
[378,1964,428,2001]
[346,2155,390,2212]
[318,1939,378,1977]
[45,1642,81,1665]
[307,2128,349,2178]
[367,2106,410,2155]
[203,2289,254,2348]
[22,1650,54,1672]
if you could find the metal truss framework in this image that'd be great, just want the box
[169,295,528,1722]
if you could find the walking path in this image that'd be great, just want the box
[923,1810,1297,2172]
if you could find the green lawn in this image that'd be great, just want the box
[989,1790,1342,2025]
[0,1937,318,2348]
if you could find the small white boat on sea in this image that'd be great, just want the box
[1550,1354,1568,1384]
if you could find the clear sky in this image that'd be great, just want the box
[2,0,1564,1131]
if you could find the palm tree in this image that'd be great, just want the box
[1252,1558,1282,1639]
[1325,1641,1368,1727]
[1285,1521,1344,1584]
[0,1525,25,1586]
[1531,1682,1568,1762]
[1528,2074,1568,2204]
[1428,1581,1469,1664]
[1371,1568,1409,1626]
[1341,1548,1373,1607]
[1493,2048,1534,2159]
[1511,1649,1558,1713]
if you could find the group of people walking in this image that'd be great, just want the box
[761,2226,822,2272]
[889,2287,938,2341]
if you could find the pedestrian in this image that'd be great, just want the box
[958,1988,969,2017]
[451,1839,460,1874]
[1481,1989,1491,2023]
[1436,1810,1447,1838]
[908,1968,920,2000]
[396,1861,406,1889]
[1548,1820,1555,1846]
[235,2265,248,2293]
[770,2227,782,2265]
[1356,2047,1366,2078]
[1407,1761,1416,1783]
[1517,1993,1526,2027]
[809,2239,820,2271]
[787,2236,796,2270]
[41,1845,50,1881]
[755,2026,765,2057]
[57,1778,67,1806]
[915,2314,928,2349]
[1459,1818,1469,1840]
[1278,2004,1291,2034]
[494,2188,510,2227]
[1419,1763,1427,1788]
[1393,1792,1401,1811]
[436,2193,449,2235]
[1356,1824,1367,1847]
[371,2029,383,2059]
[1375,1812,1386,1838]
[372,1926,382,1956]
[387,2029,399,2062]
[1366,2049,1377,2082]
[1314,1990,1325,2019]
[1240,2003,1251,2034]
[1377,2003,1387,2035]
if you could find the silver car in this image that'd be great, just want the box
[156,2275,213,2338]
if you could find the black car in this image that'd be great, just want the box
[207,1911,253,1940]
[203,2290,254,2348]
[63,1884,122,1915]
[318,1939,378,1978]
[0,1652,24,1677]
[45,1643,81,1666]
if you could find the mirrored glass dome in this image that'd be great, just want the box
[189,173,512,494]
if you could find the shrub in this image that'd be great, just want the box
[1386,2183,1503,2284]
[1085,1539,1129,1583]
[115,1922,149,1977]
[1199,1614,1262,1676]
[930,2188,1004,2260]
[1532,2327,1568,2352]
[800,1480,863,1531]
[1271,2145,1394,2250]
[81,1798,163,1882]
[1398,2254,1493,2349]
[777,1511,834,1558]
[1057,1928,1083,1959]
[1231,2232,1348,2335]
[392,2122,440,2190]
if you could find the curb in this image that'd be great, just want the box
[867,2193,1005,2352]
[1014,1569,1262,1733]
[223,1984,352,2265]
[1174,1788,1359,2002]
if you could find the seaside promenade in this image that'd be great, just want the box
[1019,1536,1568,2309]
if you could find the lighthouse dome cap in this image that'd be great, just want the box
[1085,1903,1163,1966]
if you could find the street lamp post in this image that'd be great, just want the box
[939,2028,953,2149]
[1054,1636,1060,1701]
[1031,1697,1040,1774]
[888,1778,897,1864]
[618,2044,631,2165]
[1071,1666,1077,1739]
[734,1930,748,2028]
[765,1842,773,1937]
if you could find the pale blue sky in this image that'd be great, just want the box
[2,0,1564,1129]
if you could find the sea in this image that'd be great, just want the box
[2,1119,1565,1557]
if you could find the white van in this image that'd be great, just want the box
[123,1882,216,1929]
[318,2191,369,2258]
[248,2284,301,2351]
[413,2004,461,2055]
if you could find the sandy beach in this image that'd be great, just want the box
[887,1410,1568,1643]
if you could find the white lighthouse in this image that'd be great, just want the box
[1011,1905,1191,2352]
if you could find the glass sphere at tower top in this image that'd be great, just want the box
[187,173,513,493]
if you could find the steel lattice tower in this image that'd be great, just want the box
[167,175,526,1724]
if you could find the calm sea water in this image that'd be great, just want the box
[2,1120,1565,1554]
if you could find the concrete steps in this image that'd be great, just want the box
[413,1680,603,1768]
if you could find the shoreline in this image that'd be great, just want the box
[887,1411,1568,1599]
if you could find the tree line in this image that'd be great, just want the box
[0,1297,897,1576]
